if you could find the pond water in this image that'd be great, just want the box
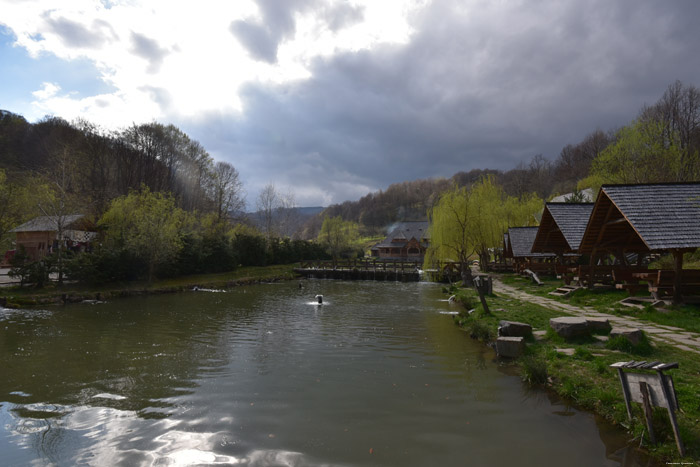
[0,280,657,466]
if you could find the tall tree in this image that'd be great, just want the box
[99,187,188,282]
[580,119,687,192]
[256,183,279,239]
[210,161,245,221]
[37,148,83,285]
[318,215,359,260]
[426,176,541,283]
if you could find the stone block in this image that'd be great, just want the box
[496,336,525,358]
[610,327,644,346]
[550,317,589,339]
[586,317,612,333]
[498,320,532,338]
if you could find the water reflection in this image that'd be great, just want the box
[0,282,660,466]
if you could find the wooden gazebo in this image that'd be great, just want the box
[507,227,556,275]
[578,183,700,302]
[531,202,594,284]
[532,203,594,259]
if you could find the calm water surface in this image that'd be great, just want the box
[0,280,657,466]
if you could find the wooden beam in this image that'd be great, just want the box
[673,249,683,305]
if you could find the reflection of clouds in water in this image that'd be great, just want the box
[3,402,312,466]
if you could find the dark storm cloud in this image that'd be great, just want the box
[44,16,115,48]
[230,0,317,63]
[198,0,700,206]
[130,32,169,74]
[230,0,363,63]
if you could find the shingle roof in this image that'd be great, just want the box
[374,221,429,248]
[10,214,86,233]
[580,183,700,253]
[541,203,594,251]
[508,227,555,258]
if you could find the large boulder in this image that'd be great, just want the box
[498,320,532,338]
[585,317,612,333]
[496,336,525,358]
[550,317,590,339]
[610,327,644,346]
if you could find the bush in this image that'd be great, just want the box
[521,355,548,385]
[64,248,146,283]
[8,246,53,287]
[605,332,654,356]
[467,319,493,341]
[455,289,478,310]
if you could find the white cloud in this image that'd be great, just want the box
[32,81,61,99]
[1,0,426,128]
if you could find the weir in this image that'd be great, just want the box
[294,259,462,282]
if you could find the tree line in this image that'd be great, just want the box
[0,112,329,285]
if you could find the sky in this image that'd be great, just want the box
[1,0,700,208]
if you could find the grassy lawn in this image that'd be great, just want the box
[449,284,700,463]
[0,264,299,307]
[499,272,700,333]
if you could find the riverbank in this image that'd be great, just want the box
[448,276,700,464]
[0,264,299,308]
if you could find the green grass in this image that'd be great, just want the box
[499,272,700,333]
[446,282,700,463]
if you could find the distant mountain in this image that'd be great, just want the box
[245,206,325,238]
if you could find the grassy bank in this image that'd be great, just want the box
[500,274,700,333]
[448,283,700,463]
[0,264,299,308]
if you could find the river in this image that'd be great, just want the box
[0,280,656,466]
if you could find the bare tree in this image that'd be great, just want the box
[37,148,82,285]
[256,183,279,239]
[211,161,245,221]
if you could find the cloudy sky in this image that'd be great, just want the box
[1,0,699,207]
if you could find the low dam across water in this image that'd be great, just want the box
[294,259,462,282]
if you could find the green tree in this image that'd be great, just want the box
[0,170,45,251]
[99,187,188,282]
[426,176,541,282]
[318,215,359,260]
[579,119,690,192]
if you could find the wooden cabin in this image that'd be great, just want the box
[370,221,429,260]
[9,214,96,261]
[578,182,700,302]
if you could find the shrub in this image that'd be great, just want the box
[467,319,493,341]
[521,355,548,385]
[605,332,654,356]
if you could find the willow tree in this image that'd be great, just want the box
[426,176,541,283]
[318,215,359,260]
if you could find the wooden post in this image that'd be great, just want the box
[672,250,683,305]
[639,382,656,444]
[657,370,686,457]
[616,367,633,420]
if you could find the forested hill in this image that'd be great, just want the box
[302,80,700,238]
[0,111,241,219]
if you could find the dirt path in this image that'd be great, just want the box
[493,278,700,355]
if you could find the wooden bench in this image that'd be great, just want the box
[645,270,700,298]
[613,268,658,295]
